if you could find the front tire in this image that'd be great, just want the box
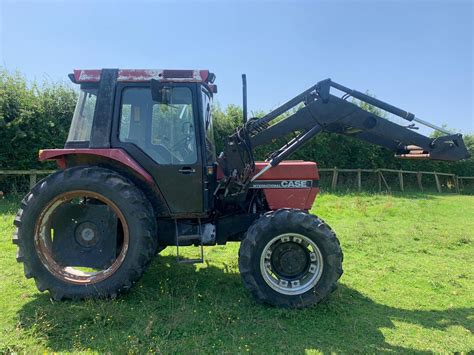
[238,209,343,308]
[13,166,157,300]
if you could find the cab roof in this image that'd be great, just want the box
[69,69,217,92]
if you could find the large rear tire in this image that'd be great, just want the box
[238,209,343,308]
[13,166,157,300]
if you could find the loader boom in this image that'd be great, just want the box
[221,79,470,183]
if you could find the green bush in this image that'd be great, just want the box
[0,69,77,170]
[0,68,472,192]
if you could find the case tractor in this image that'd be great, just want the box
[13,69,469,308]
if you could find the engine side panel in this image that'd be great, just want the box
[253,161,320,210]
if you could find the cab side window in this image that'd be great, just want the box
[119,87,197,165]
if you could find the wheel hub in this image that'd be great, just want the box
[48,202,119,269]
[271,242,309,278]
[260,233,324,295]
[75,222,100,247]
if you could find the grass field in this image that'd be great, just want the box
[0,193,473,353]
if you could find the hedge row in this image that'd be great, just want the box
[0,70,76,170]
[1,69,473,178]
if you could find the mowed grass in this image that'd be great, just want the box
[0,193,473,353]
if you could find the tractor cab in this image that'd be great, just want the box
[64,69,218,215]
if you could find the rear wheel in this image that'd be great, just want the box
[13,167,157,300]
[238,209,343,308]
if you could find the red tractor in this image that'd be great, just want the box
[13,69,469,308]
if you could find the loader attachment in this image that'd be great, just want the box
[249,79,470,161]
[222,78,470,183]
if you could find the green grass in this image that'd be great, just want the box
[0,193,473,353]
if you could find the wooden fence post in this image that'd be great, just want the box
[331,168,338,190]
[417,172,423,191]
[357,169,362,192]
[379,171,390,192]
[454,175,460,193]
[377,170,382,192]
[29,174,37,190]
[434,173,441,193]
[398,170,404,192]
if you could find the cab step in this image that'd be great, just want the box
[175,219,204,264]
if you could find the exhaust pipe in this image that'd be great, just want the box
[242,74,248,124]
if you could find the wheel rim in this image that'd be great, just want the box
[34,190,129,285]
[259,233,324,295]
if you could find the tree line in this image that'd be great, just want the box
[1,69,473,176]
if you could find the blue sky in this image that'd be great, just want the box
[1,0,473,134]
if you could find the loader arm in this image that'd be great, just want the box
[221,79,470,183]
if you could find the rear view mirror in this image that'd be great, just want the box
[151,79,173,104]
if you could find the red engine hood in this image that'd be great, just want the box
[253,161,320,211]
[253,161,319,180]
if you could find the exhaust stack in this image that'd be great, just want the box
[242,74,248,124]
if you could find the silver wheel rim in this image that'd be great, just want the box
[259,233,324,296]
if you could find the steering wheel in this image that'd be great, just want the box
[170,134,195,162]
[153,144,178,163]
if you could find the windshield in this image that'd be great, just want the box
[202,89,216,164]
[67,88,97,142]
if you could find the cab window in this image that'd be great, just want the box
[202,89,216,164]
[119,87,197,165]
[67,87,97,142]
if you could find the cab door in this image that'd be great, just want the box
[113,83,204,215]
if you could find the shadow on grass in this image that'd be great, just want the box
[16,255,473,353]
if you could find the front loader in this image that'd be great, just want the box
[13,69,469,308]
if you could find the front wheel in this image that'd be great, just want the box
[238,209,343,308]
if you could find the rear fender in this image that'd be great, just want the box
[39,149,153,183]
[39,148,170,216]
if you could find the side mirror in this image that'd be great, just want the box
[151,79,172,104]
